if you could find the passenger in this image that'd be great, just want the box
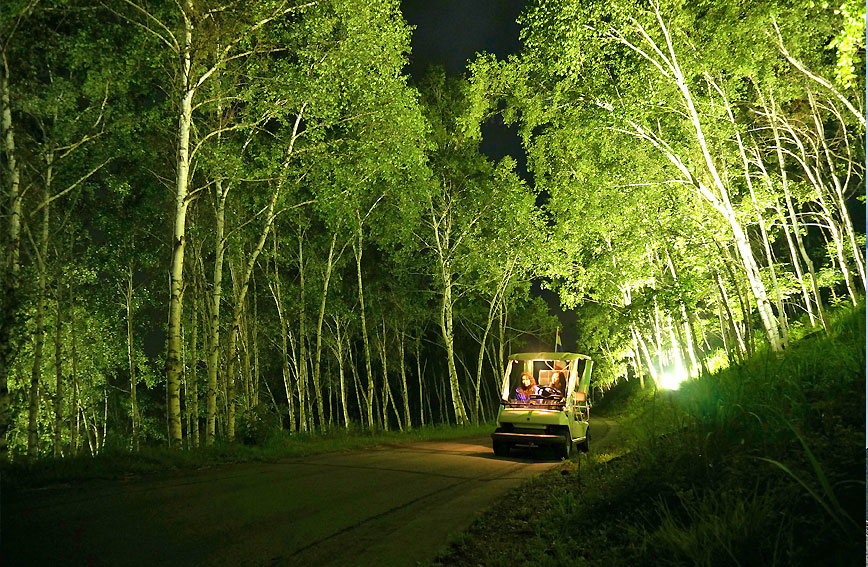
[550,371,566,395]
[515,372,538,401]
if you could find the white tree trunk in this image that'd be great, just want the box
[353,217,376,429]
[331,317,350,428]
[29,182,51,456]
[53,277,64,457]
[124,266,141,450]
[614,9,783,350]
[440,266,468,425]
[166,6,195,446]
[205,179,228,445]
[398,327,411,429]
[0,54,20,455]
[311,234,337,430]
[764,92,829,333]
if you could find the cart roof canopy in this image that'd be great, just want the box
[508,352,590,361]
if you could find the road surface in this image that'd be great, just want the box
[3,420,621,566]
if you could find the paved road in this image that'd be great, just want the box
[3,437,544,566]
[4,421,622,567]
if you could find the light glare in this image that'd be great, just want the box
[659,370,687,390]
[659,358,689,390]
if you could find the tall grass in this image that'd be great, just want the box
[626,304,865,565]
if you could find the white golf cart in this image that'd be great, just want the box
[491,352,592,458]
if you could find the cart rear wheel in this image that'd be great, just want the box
[493,441,511,457]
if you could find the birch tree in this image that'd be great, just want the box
[108,0,321,446]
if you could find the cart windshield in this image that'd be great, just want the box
[503,359,571,408]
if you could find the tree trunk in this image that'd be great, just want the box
[652,296,666,376]
[312,233,342,431]
[245,297,255,421]
[428,192,469,426]
[635,329,659,389]
[415,334,425,427]
[0,52,22,456]
[181,317,189,446]
[378,319,402,431]
[473,255,516,423]
[398,326,411,429]
[327,359,334,427]
[816,207,857,303]
[123,265,140,450]
[496,297,507,386]
[69,277,79,456]
[101,387,108,452]
[295,232,311,432]
[252,280,260,420]
[773,196,815,325]
[225,160,293,440]
[331,317,350,429]
[786,98,857,304]
[349,346,366,427]
[286,328,308,432]
[372,378,382,429]
[806,89,863,298]
[53,277,64,457]
[765,91,829,334]
[353,217,375,429]
[276,293,296,433]
[719,85,789,347]
[166,9,196,447]
[440,267,468,425]
[821,100,866,291]
[433,364,444,423]
[615,10,782,351]
[190,284,199,448]
[753,145,815,329]
[673,52,782,352]
[629,324,646,389]
[204,178,229,446]
[28,186,50,456]
[663,247,699,375]
[79,395,95,457]
[270,229,296,432]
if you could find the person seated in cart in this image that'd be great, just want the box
[514,372,538,401]
[549,371,566,395]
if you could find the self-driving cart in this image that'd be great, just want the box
[491,352,592,458]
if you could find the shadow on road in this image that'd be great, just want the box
[479,448,568,463]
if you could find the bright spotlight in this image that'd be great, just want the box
[659,363,689,390]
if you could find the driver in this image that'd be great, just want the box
[550,371,566,395]
[515,372,538,401]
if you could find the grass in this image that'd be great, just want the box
[0,421,496,490]
[433,302,865,566]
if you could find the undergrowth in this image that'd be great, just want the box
[0,421,495,489]
[434,303,865,566]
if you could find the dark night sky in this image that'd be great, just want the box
[400,0,525,78]
[400,0,528,174]
[400,1,576,351]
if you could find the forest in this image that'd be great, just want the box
[0,0,864,459]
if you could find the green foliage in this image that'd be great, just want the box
[827,0,866,88]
